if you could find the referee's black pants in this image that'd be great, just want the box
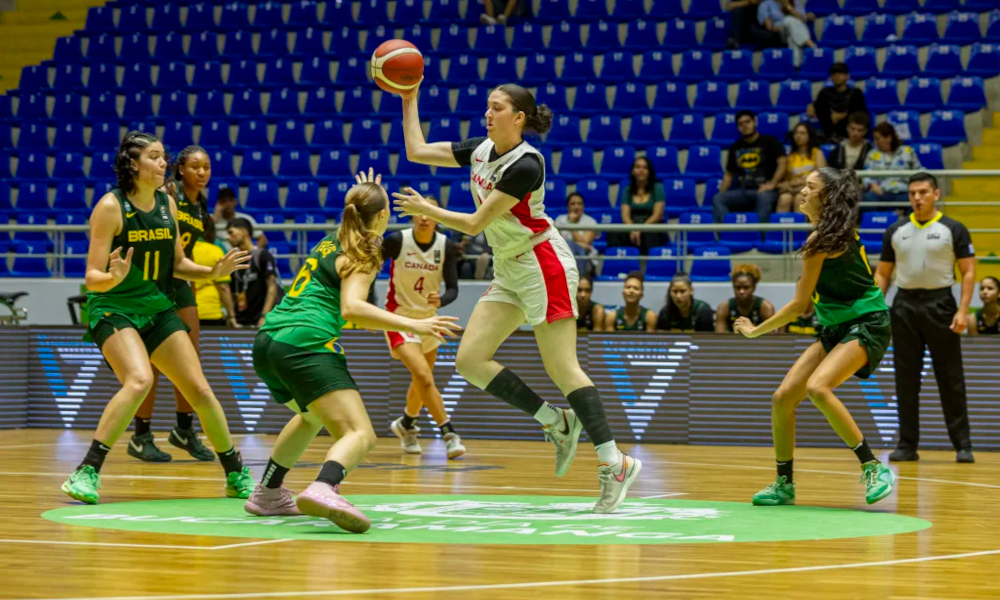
[891,288,971,451]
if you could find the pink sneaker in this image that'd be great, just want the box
[295,482,371,533]
[244,484,302,516]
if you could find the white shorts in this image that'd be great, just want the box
[385,329,442,358]
[480,233,579,326]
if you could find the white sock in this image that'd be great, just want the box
[596,441,621,466]
[533,402,562,426]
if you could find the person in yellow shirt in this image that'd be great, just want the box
[193,217,238,327]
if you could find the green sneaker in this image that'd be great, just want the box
[225,466,256,499]
[752,475,796,506]
[127,432,173,462]
[61,465,101,504]
[861,461,895,505]
[168,427,216,462]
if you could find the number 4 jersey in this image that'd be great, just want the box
[383,228,459,318]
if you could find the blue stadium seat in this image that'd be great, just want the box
[676,50,713,83]
[902,13,940,45]
[362,24,393,54]
[923,0,960,13]
[120,63,153,92]
[17,123,49,150]
[860,14,897,47]
[473,24,508,54]
[228,60,261,89]
[966,43,1000,77]
[702,16,731,50]
[357,148,391,176]
[186,31,219,61]
[488,53,519,84]
[52,182,88,216]
[924,44,964,78]
[627,114,665,146]
[844,46,879,80]
[53,63,83,91]
[599,145,635,179]
[610,0,645,21]
[965,0,997,9]
[644,246,679,281]
[268,87,301,117]
[613,82,649,114]
[737,81,773,113]
[159,91,192,119]
[396,158,433,179]
[865,78,901,113]
[623,19,658,50]
[883,45,921,78]
[447,177,476,211]
[684,145,723,181]
[0,155,10,180]
[543,178,567,206]
[292,26,326,57]
[152,2,183,31]
[221,30,254,59]
[561,52,597,84]
[18,93,48,120]
[84,5,114,33]
[546,115,584,148]
[711,113,739,144]
[88,151,115,182]
[50,93,82,122]
[274,119,307,148]
[988,10,1000,41]
[760,212,808,254]
[86,34,116,63]
[219,2,251,30]
[231,89,264,118]
[298,57,333,86]
[185,2,217,31]
[200,120,233,150]
[821,15,858,47]
[559,146,596,177]
[0,125,9,150]
[89,121,121,150]
[647,145,680,177]
[154,31,185,61]
[54,122,86,151]
[886,109,923,142]
[576,0,611,22]
[258,29,290,57]
[758,112,789,140]
[914,142,944,170]
[333,55,369,87]
[842,0,880,16]
[285,181,322,214]
[942,11,982,45]
[663,19,698,51]
[13,212,52,246]
[548,21,582,52]
[576,178,611,209]
[639,50,673,81]
[16,182,49,213]
[925,109,967,146]
[668,113,707,147]
[339,88,373,118]
[573,83,610,114]
[392,0,425,23]
[294,213,329,247]
[304,87,337,117]
[678,211,715,248]
[652,81,689,115]
[439,23,473,53]
[11,241,52,277]
[774,79,812,113]
[719,213,759,253]
[263,58,296,89]
[662,178,699,218]
[235,119,270,149]
[758,49,794,81]
[598,246,640,281]
[385,118,405,147]
[693,81,730,114]
[690,245,732,281]
[53,152,85,180]
[239,150,275,179]
[155,61,189,90]
[311,119,344,147]
[16,152,48,180]
[904,77,945,112]
[406,181,441,207]
[500,22,539,53]
[348,118,384,148]
[718,50,754,82]
[648,0,683,19]
[163,121,195,151]
[63,239,89,277]
[533,0,572,22]
[190,61,224,91]
[446,54,481,83]
[453,84,485,118]
[879,0,920,13]
[118,4,149,32]
[859,212,894,254]
[600,52,634,83]
[54,36,84,63]
[947,76,987,113]
[536,83,569,113]
[245,180,281,212]
[193,90,226,120]
[588,115,624,145]
[18,65,49,92]
[800,47,834,81]
[122,33,152,64]
[316,148,350,179]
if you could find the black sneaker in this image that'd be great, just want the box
[168,427,216,461]
[888,447,919,462]
[956,448,975,463]
[127,432,173,462]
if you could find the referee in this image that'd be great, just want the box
[875,172,976,463]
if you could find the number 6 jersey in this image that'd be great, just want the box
[383,228,459,318]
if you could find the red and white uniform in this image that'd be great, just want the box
[385,228,446,355]
[465,137,578,326]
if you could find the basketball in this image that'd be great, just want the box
[370,39,424,94]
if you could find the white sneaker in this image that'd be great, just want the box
[390,417,422,454]
[543,408,583,477]
[443,432,466,459]
[594,454,642,514]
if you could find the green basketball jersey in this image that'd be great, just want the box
[614,306,651,331]
[259,233,345,353]
[175,190,207,259]
[813,235,888,327]
[85,189,177,323]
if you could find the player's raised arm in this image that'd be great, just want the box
[398,83,461,168]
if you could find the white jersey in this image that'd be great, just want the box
[385,228,446,319]
[468,138,552,256]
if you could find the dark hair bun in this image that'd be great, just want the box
[529,104,553,135]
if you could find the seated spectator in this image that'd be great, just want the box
[759,0,817,67]
[777,123,826,212]
[479,0,528,25]
[603,271,658,332]
[716,263,775,333]
[655,273,715,332]
[967,276,999,336]
[827,112,873,170]
[726,0,783,50]
[812,63,869,142]
[554,191,598,279]
[576,275,606,332]
[863,122,922,211]
[783,301,819,335]
[227,218,279,328]
[192,216,237,327]
[453,230,493,280]
[713,110,787,225]
[214,187,266,251]
[616,157,666,255]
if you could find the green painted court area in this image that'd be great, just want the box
[43,495,932,545]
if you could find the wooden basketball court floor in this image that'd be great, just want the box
[1,429,998,600]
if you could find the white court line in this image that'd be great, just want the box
[12,547,1000,600]
[0,538,293,552]
[206,539,293,551]
[640,493,687,499]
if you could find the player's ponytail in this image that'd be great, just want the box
[495,83,553,135]
[338,182,387,278]
[528,104,553,135]
[802,167,863,257]
[114,130,160,196]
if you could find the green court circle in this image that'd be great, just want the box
[43,495,932,545]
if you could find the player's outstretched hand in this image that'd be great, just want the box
[212,248,252,278]
[355,167,382,187]
[108,246,133,284]
[392,187,434,218]
[411,315,462,342]
[398,78,423,102]
[733,316,758,338]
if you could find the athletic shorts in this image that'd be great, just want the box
[89,309,190,357]
[480,232,579,327]
[170,278,198,309]
[385,330,442,358]
[252,329,357,412]
[816,310,891,380]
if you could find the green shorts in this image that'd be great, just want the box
[89,309,190,356]
[816,310,891,380]
[170,278,198,309]
[252,329,357,411]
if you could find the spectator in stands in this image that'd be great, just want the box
[213,188,264,251]
[713,110,787,225]
[777,123,826,212]
[863,122,922,211]
[454,230,493,280]
[554,191,598,278]
[618,156,666,255]
[758,0,817,67]
[967,276,999,336]
[716,263,775,333]
[827,112,873,170]
[192,216,238,328]
[576,276,605,332]
[812,63,869,142]
[604,272,657,332]
[655,273,715,332]
[726,0,783,50]
[227,218,278,328]
[479,0,528,25]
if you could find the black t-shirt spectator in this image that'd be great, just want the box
[814,86,869,141]
[656,299,715,332]
[451,137,544,200]
[230,248,276,326]
[726,134,786,188]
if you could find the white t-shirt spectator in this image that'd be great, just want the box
[555,213,598,247]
